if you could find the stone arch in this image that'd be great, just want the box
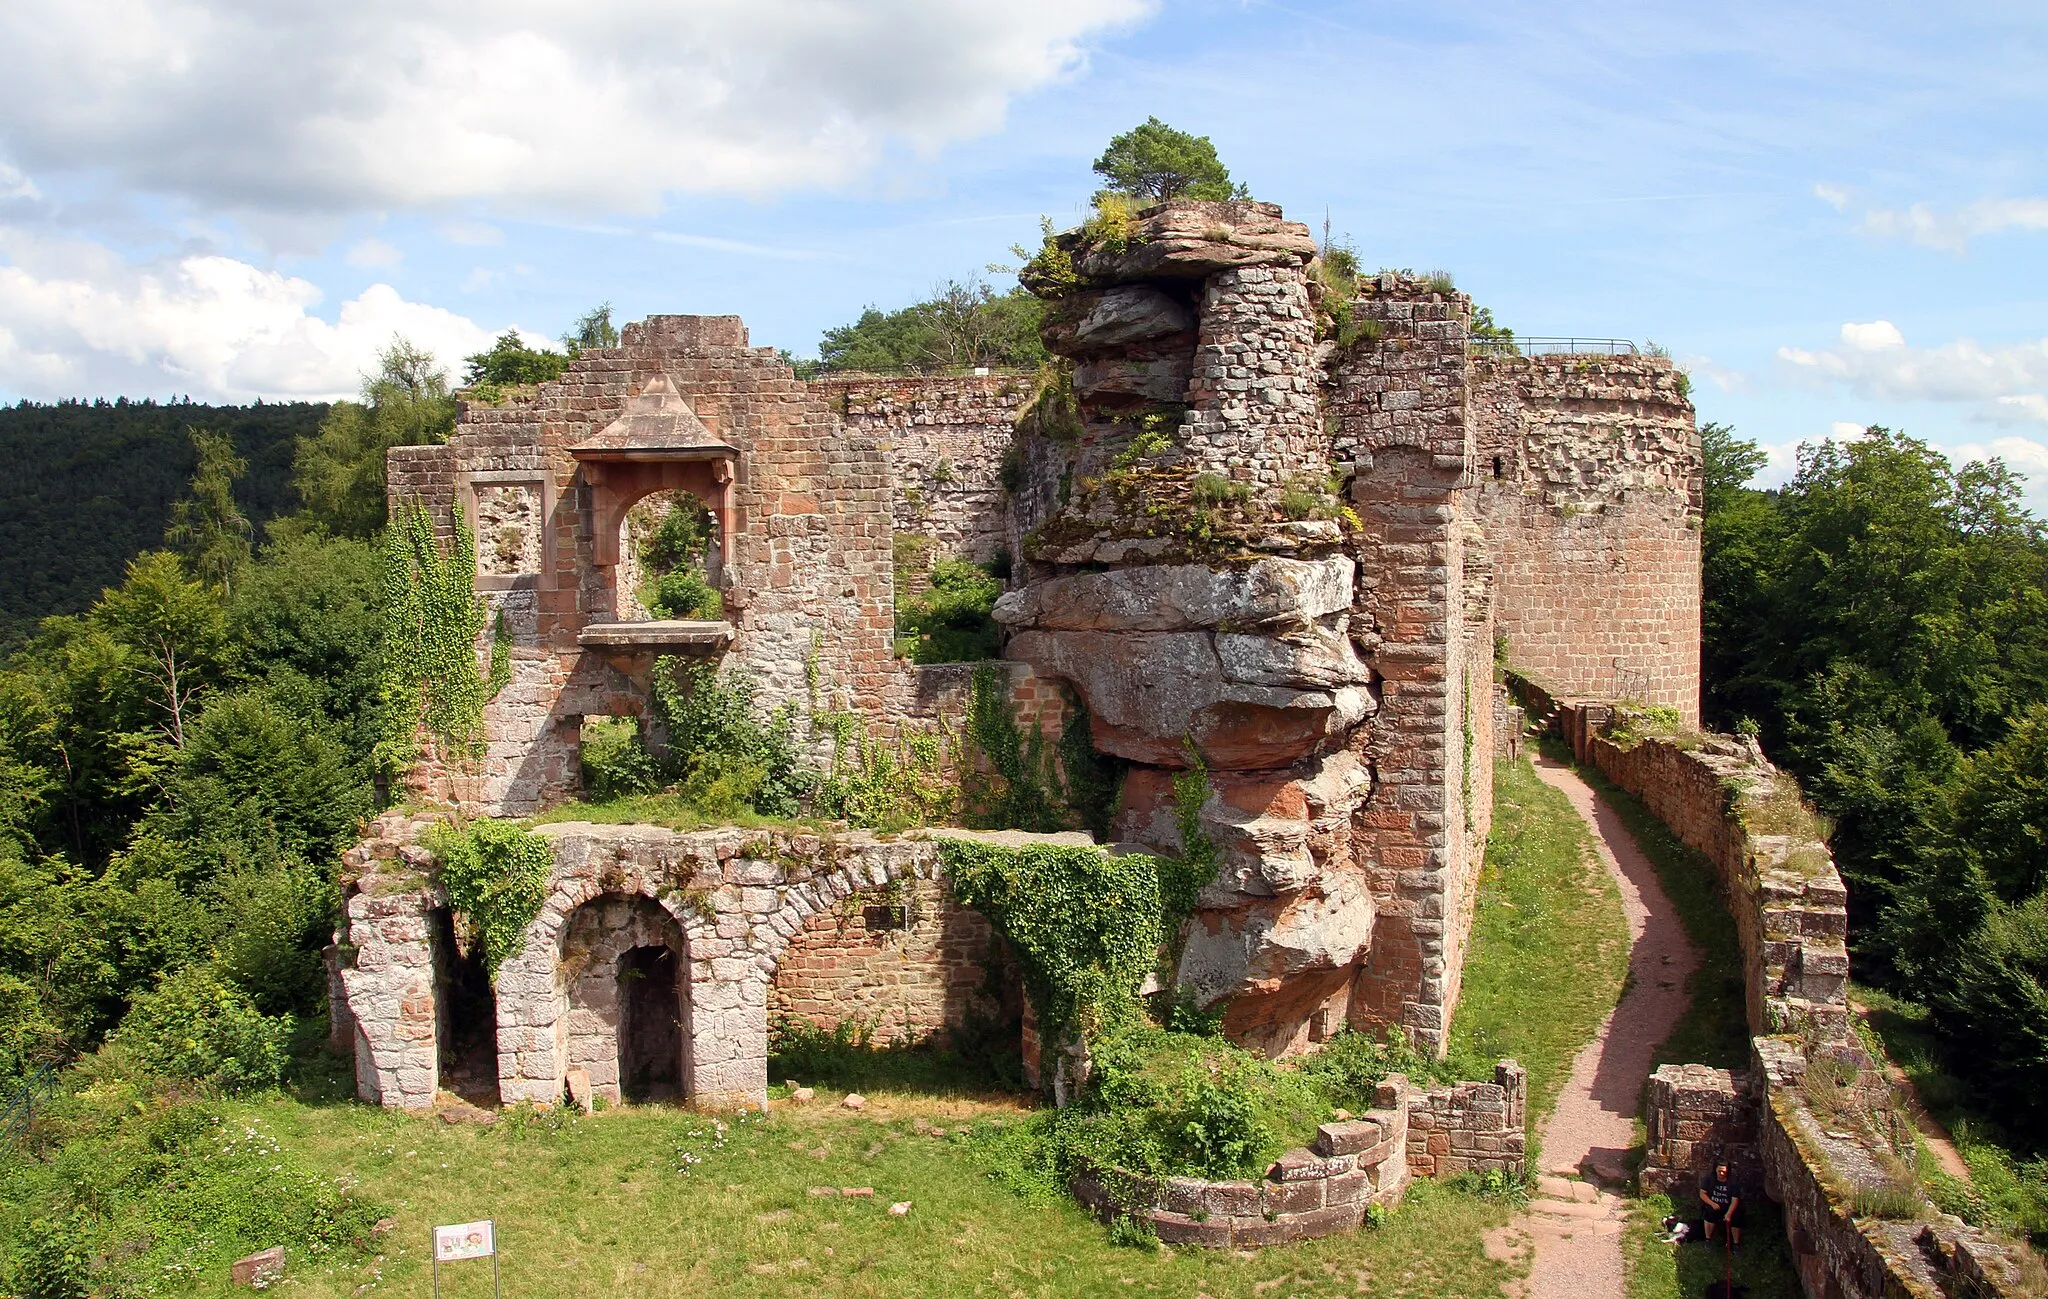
[492,861,714,1106]
[559,894,688,1103]
[585,464,734,619]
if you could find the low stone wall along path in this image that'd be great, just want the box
[1490,755,1701,1299]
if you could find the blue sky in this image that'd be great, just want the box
[2,0,2044,507]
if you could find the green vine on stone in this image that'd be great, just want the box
[940,839,1169,1054]
[426,818,555,976]
[375,501,511,779]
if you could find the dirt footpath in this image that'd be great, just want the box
[1488,755,1702,1299]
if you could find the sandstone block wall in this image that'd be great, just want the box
[769,878,1014,1045]
[333,817,1063,1111]
[1522,690,2036,1299]
[815,372,1036,569]
[1538,691,1850,1042]
[1328,274,1496,1055]
[1404,1060,1528,1178]
[387,315,899,816]
[1639,1063,1758,1196]
[1475,356,1701,720]
[1073,1075,1415,1248]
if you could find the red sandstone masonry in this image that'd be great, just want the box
[1073,1063,1525,1248]
[769,878,1017,1045]
[1474,356,1701,721]
[1329,274,1493,1055]
[813,372,1036,568]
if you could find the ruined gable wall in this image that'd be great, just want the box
[389,315,897,815]
[1473,355,1701,720]
[1327,274,1491,1055]
[813,372,1036,570]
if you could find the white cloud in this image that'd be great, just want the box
[1856,197,2048,254]
[1996,394,2048,426]
[345,237,403,268]
[1830,420,1869,440]
[1778,321,2048,407]
[1952,434,2048,474]
[0,0,1153,218]
[460,267,502,293]
[1812,182,1849,212]
[0,162,38,202]
[0,227,501,401]
[1838,320,1902,351]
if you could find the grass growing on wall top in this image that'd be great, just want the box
[1445,757,1631,1130]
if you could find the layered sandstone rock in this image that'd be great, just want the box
[1009,201,1388,1056]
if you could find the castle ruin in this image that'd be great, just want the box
[334,199,1700,1115]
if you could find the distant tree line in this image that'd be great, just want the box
[1700,424,2048,1146]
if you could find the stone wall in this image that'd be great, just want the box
[1474,355,1701,720]
[387,315,899,816]
[1541,693,1850,1043]
[1639,1063,1759,1196]
[1522,689,2038,1298]
[1405,1060,1528,1178]
[815,372,1036,568]
[769,878,1015,1045]
[1074,1071,1415,1248]
[333,816,1065,1111]
[1328,273,1496,1055]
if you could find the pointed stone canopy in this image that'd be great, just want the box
[569,374,738,461]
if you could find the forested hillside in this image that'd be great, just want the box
[0,400,326,650]
[1700,424,2048,1146]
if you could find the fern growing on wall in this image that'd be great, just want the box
[375,501,511,780]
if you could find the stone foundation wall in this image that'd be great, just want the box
[1640,1063,1759,1196]
[1074,1074,1414,1248]
[769,879,1015,1045]
[1404,1060,1528,1178]
[333,816,1067,1111]
[1474,355,1701,720]
[815,372,1036,568]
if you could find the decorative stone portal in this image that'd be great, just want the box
[560,894,688,1106]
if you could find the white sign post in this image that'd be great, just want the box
[431,1221,499,1299]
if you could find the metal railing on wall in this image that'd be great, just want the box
[1470,337,1639,357]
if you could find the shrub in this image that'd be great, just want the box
[895,560,1002,665]
[426,818,555,975]
[1295,1027,1448,1111]
[652,660,811,818]
[110,966,289,1092]
[579,716,662,801]
[647,567,722,620]
[1041,1027,1326,1181]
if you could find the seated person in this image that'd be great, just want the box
[1699,1161,1743,1248]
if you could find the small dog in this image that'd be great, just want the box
[1658,1215,1693,1244]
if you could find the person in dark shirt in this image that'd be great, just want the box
[1699,1161,1743,1247]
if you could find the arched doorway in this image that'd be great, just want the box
[618,945,682,1101]
[559,894,689,1105]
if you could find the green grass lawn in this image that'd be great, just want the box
[152,1087,1522,1299]
[1446,757,1631,1136]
